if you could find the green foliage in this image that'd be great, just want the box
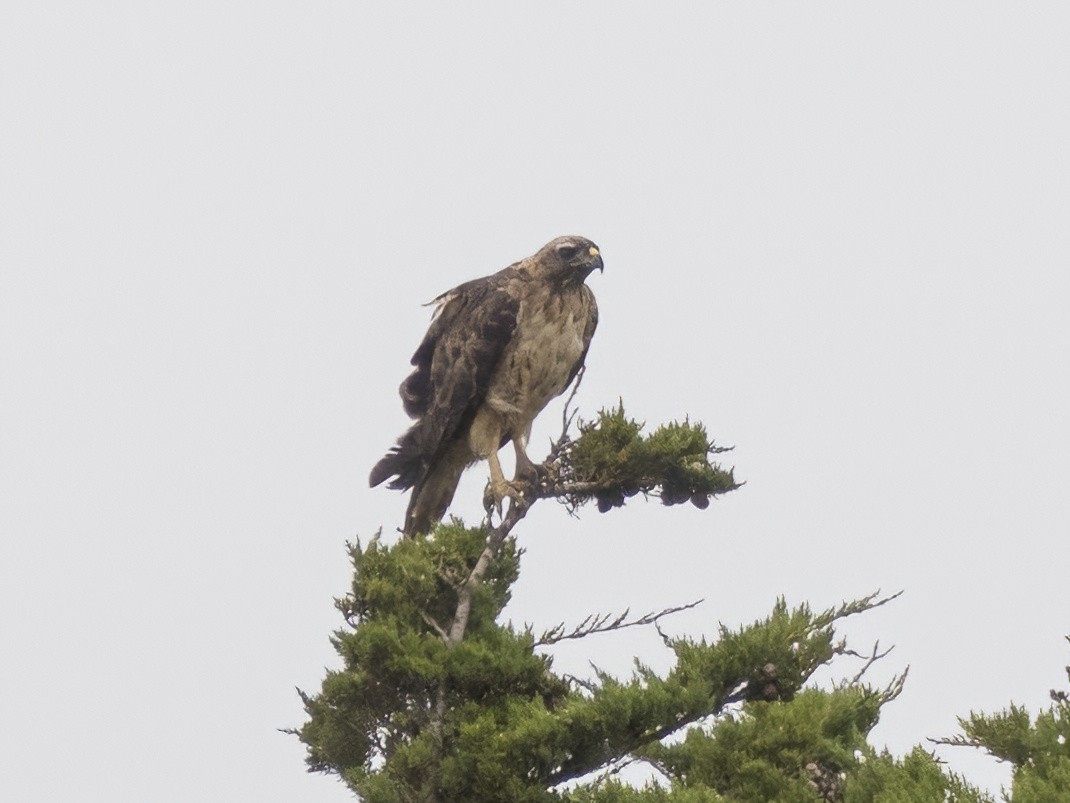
[643,688,879,801]
[1011,756,1070,803]
[559,404,738,513]
[843,746,993,802]
[937,654,1070,802]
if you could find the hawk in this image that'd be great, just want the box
[370,235,602,535]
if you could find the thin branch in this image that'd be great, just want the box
[837,639,896,685]
[584,756,641,788]
[653,619,675,648]
[541,365,588,486]
[562,673,599,694]
[721,679,751,707]
[420,610,450,644]
[929,735,976,749]
[559,365,586,442]
[436,564,464,589]
[879,666,909,705]
[545,480,606,496]
[832,637,909,707]
[449,501,530,646]
[534,600,704,648]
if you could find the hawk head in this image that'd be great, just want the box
[533,235,604,285]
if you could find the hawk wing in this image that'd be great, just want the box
[369,269,520,492]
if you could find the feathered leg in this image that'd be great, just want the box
[468,408,522,518]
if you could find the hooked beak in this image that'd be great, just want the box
[588,245,604,273]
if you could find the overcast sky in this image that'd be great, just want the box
[3,3,1069,800]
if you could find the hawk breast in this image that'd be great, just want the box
[485,285,594,426]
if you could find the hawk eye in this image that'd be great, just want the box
[556,244,579,260]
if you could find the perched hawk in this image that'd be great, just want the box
[370,235,602,535]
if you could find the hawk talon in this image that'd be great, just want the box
[484,476,536,522]
[514,461,548,487]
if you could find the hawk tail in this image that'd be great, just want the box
[402,440,471,536]
[369,443,422,491]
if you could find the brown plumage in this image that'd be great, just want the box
[370,235,602,535]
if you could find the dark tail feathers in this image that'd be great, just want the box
[369,445,423,490]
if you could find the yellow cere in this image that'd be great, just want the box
[588,247,600,256]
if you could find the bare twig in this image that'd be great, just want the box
[560,365,586,442]
[832,637,908,707]
[838,640,896,685]
[534,600,704,648]
[879,666,909,704]
[543,366,586,477]
[653,619,675,648]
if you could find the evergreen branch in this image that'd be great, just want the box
[483,398,739,524]
[929,733,986,750]
[533,600,704,648]
[545,686,746,787]
[540,402,740,514]
[928,701,1040,765]
[542,592,908,786]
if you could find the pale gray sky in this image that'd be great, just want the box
[3,4,1069,800]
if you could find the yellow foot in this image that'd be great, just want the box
[483,477,526,520]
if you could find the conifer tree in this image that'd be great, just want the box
[293,399,1070,801]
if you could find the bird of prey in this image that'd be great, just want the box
[370,235,602,535]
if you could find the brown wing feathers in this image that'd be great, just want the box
[368,281,520,500]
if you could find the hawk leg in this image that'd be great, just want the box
[483,449,525,519]
[511,430,546,487]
